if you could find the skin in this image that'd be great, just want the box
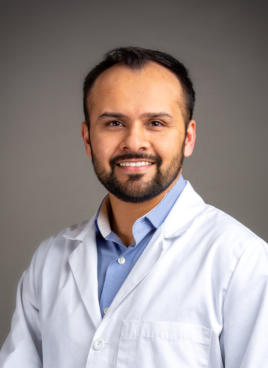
[81,61,196,245]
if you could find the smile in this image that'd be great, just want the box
[118,161,153,167]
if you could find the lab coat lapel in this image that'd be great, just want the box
[107,182,206,315]
[67,220,102,328]
[161,182,206,239]
[64,182,205,322]
[108,229,165,314]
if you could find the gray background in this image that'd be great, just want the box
[0,0,267,344]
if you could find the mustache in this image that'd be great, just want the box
[110,153,162,167]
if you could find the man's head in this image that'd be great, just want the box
[81,47,196,203]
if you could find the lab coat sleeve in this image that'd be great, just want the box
[0,248,43,367]
[220,239,268,367]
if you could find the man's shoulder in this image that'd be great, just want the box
[202,202,258,236]
[169,181,266,247]
[167,182,267,279]
[200,202,266,253]
[30,218,96,270]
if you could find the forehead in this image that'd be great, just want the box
[88,61,185,115]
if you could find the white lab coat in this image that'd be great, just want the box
[1,182,268,367]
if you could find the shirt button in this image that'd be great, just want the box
[93,338,104,351]
[117,256,126,265]
[104,307,109,314]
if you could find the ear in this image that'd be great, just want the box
[184,120,196,157]
[81,122,92,158]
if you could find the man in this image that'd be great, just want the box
[0,47,267,367]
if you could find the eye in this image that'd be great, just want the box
[106,120,123,127]
[150,120,164,127]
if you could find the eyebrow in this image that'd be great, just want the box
[97,112,173,120]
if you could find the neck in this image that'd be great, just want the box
[108,174,181,246]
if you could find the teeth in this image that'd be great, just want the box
[119,161,152,167]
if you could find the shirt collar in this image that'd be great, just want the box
[95,175,186,240]
[95,196,111,238]
[144,174,186,228]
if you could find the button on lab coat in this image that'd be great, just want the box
[1,182,268,367]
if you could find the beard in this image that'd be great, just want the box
[91,146,185,203]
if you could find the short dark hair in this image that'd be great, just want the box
[83,46,195,127]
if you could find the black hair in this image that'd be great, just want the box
[83,46,195,127]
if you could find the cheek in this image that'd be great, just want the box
[90,134,118,163]
[154,134,184,159]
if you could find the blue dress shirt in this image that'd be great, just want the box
[95,175,186,316]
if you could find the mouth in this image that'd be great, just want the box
[117,161,154,167]
[110,153,160,175]
[115,159,155,173]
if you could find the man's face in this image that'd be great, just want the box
[82,61,196,202]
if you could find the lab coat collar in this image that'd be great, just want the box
[66,218,102,327]
[161,181,206,240]
[107,182,207,315]
[61,181,206,243]
[61,181,206,324]
[105,182,206,316]
[62,218,96,241]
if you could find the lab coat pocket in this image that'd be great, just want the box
[116,320,211,368]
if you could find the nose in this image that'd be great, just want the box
[119,123,150,152]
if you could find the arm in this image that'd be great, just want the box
[220,239,268,367]
[0,257,43,367]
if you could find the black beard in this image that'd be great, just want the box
[91,150,184,203]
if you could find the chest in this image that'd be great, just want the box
[40,235,225,368]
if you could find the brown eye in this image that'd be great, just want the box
[150,120,163,127]
[107,120,123,127]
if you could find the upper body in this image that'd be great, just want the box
[1,47,267,367]
[1,181,267,367]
